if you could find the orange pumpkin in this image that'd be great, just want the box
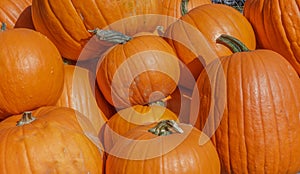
[0,106,104,173]
[0,0,32,29]
[56,64,108,134]
[0,28,64,119]
[190,35,300,173]
[96,34,180,109]
[31,0,163,60]
[164,4,256,88]
[161,0,211,28]
[106,121,220,173]
[101,105,178,151]
[243,0,300,76]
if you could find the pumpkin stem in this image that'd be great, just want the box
[216,34,249,53]
[148,120,183,136]
[180,0,189,16]
[16,111,36,126]
[1,22,6,31]
[88,28,132,44]
[148,95,172,107]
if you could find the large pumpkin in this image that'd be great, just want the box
[56,64,108,134]
[106,121,220,173]
[164,3,256,88]
[31,0,163,60]
[190,35,300,173]
[0,28,64,119]
[101,105,178,151]
[0,0,32,29]
[0,106,104,173]
[243,0,300,76]
[96,33,180,109]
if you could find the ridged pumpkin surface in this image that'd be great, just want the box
[56,65,108,135]
[0,0,32,29]
[243,0,300,76]
[0,28,64,119]
[31,0,163,60]
[190,49,300,173]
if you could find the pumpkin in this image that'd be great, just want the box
[0,0,32,29]
[161,0,211,28]
[31,0,163,60]
[101,105,178,151]
[190,35,300,173]
[56,64,109,135]
[105,120,220,173]
[0,106,104,173]
[96,33,180,109]
[243,0,300,76]
[163,3,256,88]
[0,28,64,119]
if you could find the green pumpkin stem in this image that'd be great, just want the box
[216,34,249,53]
[148,120,183,136]
[181,0,189,16]
[1,22,6,31]
[16,111,36,126]
[88,28,132,44]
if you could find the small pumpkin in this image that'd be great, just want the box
[31,0,163,60]
[190,35,300,173]
[164,3,256,88]
[105,120,220,174]
[0,106,104,173]
[0,0,32,29]
[96,33,180,109]
[56,64,108,134]
[243,0,300,76]
[0,28,64,119]
[101,105,178,151]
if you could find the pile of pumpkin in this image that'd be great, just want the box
[0,0,299,173]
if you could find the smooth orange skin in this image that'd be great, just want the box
[190,49,300,173]
[105,123,220,174]
[244,0,300,76]
[0,106,104,174]
[101,105,178,151]
[0,0,32,29]
[56,64,108,135]
[96,34,180,109]
[31,0,163,60]
[0,28,64,119]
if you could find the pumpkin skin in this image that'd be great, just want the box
[101,105,178,151]
[96,34,180,109]
[0,106,104,173]
[0,0,32,29]
[164,4,256,87]
[56,64,108,135]
[0,28,64,119]
[243,0,300,76]
[31,0,163,60]
[105,122,220,174]
[161,0,211,28]
[190,48,300,173]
